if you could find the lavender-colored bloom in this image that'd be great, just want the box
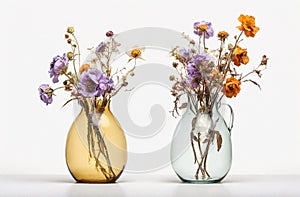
[38,84,53,105]
[49,53,69,83]
[186,53,215,88]
[190,53,215,66]
[95,42,106,53]
[78,68,114,97]
[179,48,193,61]
[186,62,201,88]
[193,21,214,39]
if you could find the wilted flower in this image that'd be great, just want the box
[193,21,214,38]
[222,77,241,98]
[127,48,144,62]
[237,14,259,37]
[218,31,229,41]
[38,84,53,105]
[78,68,114,97]
[232,46,249,66]
[178,48,193,62]
[49,53,69,83]
[186,53,215,88]
[95,42,106,54]
[79,64,90,74]
[130,49,141,58]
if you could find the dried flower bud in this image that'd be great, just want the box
[67,27,74,34]
[169,75,175,81]
[106,70,111,76]
[190,40,196,45]
[130,71,135,76]
[173,62,178,68]
[67,52,74,60]
[63,80,68,85]
[65,34,69,39]
[106,30,114,37]
[260,55,268,65]
[72,44,77,48]
[65,84,72,91]
[67,39,72,44]
[171,90,177,96]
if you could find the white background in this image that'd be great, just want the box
[0,0,299,176]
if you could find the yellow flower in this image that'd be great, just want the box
[126,47,144,62]
[222,77,241,98]
[232,46,249,66]
[237,14,260,37]
[131,49,142,58]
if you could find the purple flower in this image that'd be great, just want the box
[78,68,114,97]
[179,48,193,62]
[49,53,69,83]
[95,42,106,54]
[193,21,214,38]
[186,62,201,88]
[186,53,215,88]
[38,84,53,105]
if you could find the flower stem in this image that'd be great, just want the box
[203,33,206,52]
[81,98,116,180]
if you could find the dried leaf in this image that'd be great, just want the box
[61,98,77,109]
[193,135,198,142]
[255,70,262,78]
[192,117,197,130]
[217,133,222,152]
[243,79,261,90]
[179,102,188,109]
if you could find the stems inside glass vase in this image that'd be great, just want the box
[191,110,220,180]
[80,98,116,181]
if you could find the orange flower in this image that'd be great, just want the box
[222,77,241,98]
[237,14,260,37]
[130,48,142,58]
[79,64,90,74]
[218,31,229,40]
[232,46,249,66]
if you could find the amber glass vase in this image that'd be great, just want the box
[66,98,127,183]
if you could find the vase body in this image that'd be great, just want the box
[171,97,233,183]
[66,99,127,183]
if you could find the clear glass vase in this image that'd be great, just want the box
[171,96,233,183]
[65,98,127,183]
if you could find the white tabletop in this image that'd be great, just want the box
[0,174,299,196]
